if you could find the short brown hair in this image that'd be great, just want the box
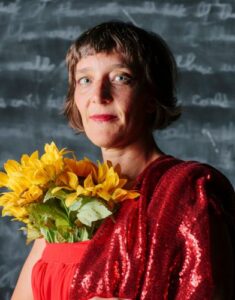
[64,20,181,132]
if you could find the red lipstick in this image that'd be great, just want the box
[89,114,117,122]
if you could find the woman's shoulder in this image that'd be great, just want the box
[156,156,235,218]
[155,155,234,191]
[145,155,234,211]
[174,157,234,195]
[139,154,234,203]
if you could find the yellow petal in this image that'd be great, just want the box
[8,176,29,194]
[84,174,94,188]
[20,154,30,165]
[67,172,78,189]
[126,191,140,199]
[41,142,66,174]
[0,192,18,206]
[117,178,127,188]
[56,172,69,186]
[101,167,119,191]
[65,192,78,207]
[76,185,91,197]
[51,187,64,194]
[2,205,28,221]
[97,190,111,201]
[21,151,39,166]
[112,188,127,201]
[33,169,50,185]
[112,188,140,202]
[0,172,8,187]
[97,161,109,183]
[21,185,43,203]
[30,150,39,160]
[4,160,21,175]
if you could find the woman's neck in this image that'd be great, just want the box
[101,135,165,180]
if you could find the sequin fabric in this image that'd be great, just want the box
[70,155,235,300]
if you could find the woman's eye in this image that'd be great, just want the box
[113,74,132,84]
[77,77,90,85]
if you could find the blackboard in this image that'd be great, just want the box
[0,0,234,299]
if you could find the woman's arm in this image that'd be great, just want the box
[11,238,46,300]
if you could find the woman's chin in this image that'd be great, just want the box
[86,133,124,149]
[89,137,119,149]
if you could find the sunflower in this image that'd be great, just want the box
[0,142,140,243]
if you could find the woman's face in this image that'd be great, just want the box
[74,51,149,148]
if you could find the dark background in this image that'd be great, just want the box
[0,0,234,299]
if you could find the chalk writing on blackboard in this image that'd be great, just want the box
[201,128,219,154]
[176,53,212,74]
[0,56,54,72]
[0,94,39,109]
[191,93,231,108]
[0,1,19,14]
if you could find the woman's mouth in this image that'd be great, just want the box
[89,114,117,122]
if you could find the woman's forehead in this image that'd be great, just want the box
[76,51,132,72]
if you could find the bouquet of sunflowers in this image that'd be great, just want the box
[0,142,139,243]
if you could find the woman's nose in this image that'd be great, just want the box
[91,79,112,104]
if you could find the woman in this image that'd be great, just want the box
[12,20,235,300]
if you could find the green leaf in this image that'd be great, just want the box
[78,226,90,241]
[29,199,69,225]
[40,227,55,243]
[24,195,116,243]
[44,187,67,203]
[43,188,55,202]
[53,190,68,202]
[27,199,73,242]
[68,197,83,212]
[77,199,112,227]
[54,230,67,243]
[25,225,41,244]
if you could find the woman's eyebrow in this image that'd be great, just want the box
[76,63,130,74]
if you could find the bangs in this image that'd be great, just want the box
[71,23,144,67]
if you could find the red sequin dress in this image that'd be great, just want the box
[70,155,235,300]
